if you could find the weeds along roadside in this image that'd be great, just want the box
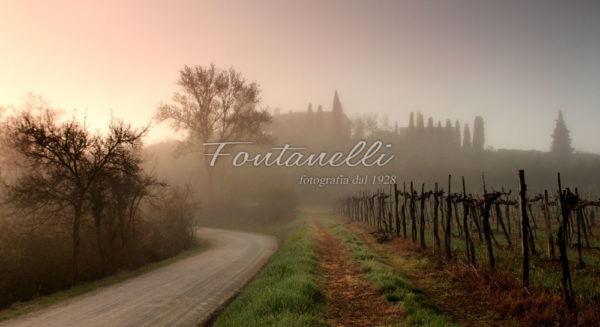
[210,215,328,327]
[318,213,458,327]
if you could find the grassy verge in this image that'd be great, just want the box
[0,240,208,322]
[320,214,457,327]
[211,217,328,327]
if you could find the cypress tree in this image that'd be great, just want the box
[463,123,472,150]
[473,116,485,151]
[408,112,415,136]
[416,113,425,136]
[551,111,573,156]
[427,117,434,134]
[455,120,461,148]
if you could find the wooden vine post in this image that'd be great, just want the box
[481,173,501,272]
[461,176,476,265]
[410,182,417,242]
[401,182,408,238]
[543,190,555,260]
[419,183,427,248]
[574,188,585,269]
[556,173,574,309]
[433,182,441,255]
[394,183,400,237]
[445,175,452,260]
[518,170,530,287]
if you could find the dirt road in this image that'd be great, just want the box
[0,228,278,327]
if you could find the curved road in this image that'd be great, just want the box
[0,228,278,327]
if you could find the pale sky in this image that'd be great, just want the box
[1,0,599,153]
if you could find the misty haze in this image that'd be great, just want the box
[1,1,599,327]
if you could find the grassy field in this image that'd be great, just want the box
[318,212,457,327]
[211,216,328,327]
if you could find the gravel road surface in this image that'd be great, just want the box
[0,228,278,327]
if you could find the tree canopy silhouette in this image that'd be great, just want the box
[5,106,148,282]
[155,64,272,150]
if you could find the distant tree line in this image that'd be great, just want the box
[352,112,486,152]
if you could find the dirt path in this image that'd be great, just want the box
[345,221,513,327]
[313,220,402,327]
[0,228,278,327]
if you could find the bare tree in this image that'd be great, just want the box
[89,160,163,273]
[5,108,147,282]
[351,114,379,139]
[154,64,272,192]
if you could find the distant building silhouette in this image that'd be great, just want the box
[270,102,485,153]
[269,91,351,148]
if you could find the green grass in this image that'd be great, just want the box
[322,215,457,327]
[211,217,328,327]
[0,241,208,322]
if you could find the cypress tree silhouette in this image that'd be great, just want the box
[551,111,573,156]
[332,90,342,114]
[427,117,434,134]
[416,113,424,136]
[408,112,415,137]
[463,123,472,150]
[455,120,461,148]
[473,116,485,151]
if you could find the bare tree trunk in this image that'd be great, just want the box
[72,200,84,283]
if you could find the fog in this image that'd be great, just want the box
[2,0,600,153]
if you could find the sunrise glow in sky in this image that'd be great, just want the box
[1,0,599,152]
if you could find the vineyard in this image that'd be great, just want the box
[338,170,600,324]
